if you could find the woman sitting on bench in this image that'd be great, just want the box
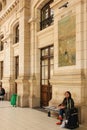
[56,91,74,125]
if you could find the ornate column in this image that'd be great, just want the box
[3,34,14,100]
[28,10,40,107]
[81,0,87,126]
[17,0,30,107]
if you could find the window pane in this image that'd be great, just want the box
[45,8,49,18]
[42,60,44,66]
[0,3,2,11]
[51,9,54,16]
[42,66,45,79]
[50,65,53,78]
[44,48,48,56]
[15,56,19,79]
[42,60,48,66]
[0,35,4,51]
[50,58,54,65]
[45,80,48,85]
[42,12,44,21]
[45,66,48,79]
[42,50,44,56]
[0,61,3,79]
[44,60,48,65]
[50,47,54,55]
[15,25,19,43]
[42,80,44,85]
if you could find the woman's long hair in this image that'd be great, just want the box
[65,91,71,99]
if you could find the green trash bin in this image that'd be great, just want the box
[10,94,17,106]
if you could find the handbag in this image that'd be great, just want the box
[65,107,79,129]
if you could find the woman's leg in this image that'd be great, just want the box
[56,109,65,125]
[59,109,65,118]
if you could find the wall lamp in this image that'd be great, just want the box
[59,2,69,9]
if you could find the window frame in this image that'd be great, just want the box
[40,0,54,30]
[15,56,19,79]
[0,2,2,11]
[0,35,4,51]
[0,61,3,80]
[14,24,19,44]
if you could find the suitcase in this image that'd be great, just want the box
[10,94,17,106]
[65,108,79,129]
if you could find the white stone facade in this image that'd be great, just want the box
[0,0,87,125]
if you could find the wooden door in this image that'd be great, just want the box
[40,46,54,106]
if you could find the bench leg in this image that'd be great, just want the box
[48,111,51,117]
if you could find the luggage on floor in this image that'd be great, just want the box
[10,94,17,106]
[65,107,79,129]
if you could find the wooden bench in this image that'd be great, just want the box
[0,93,7,101]
[0,95,4,100]
[43,106,59,117]
[43,105,81,123]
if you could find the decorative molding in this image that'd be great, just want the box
[0,0,19,22]
[28,17,37,23]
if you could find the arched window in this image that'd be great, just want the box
[0,2,2,11]
[15,24,19,43]
[40,0,54,30]
[15,56,19,79]
[14,82,17,94]
[0,61,3,80]
[0,35,4,51]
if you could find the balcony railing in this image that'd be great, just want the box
[40,15,54,30]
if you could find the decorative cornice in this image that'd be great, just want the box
[0,0,19,22]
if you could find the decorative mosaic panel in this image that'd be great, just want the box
[58,14,76,67]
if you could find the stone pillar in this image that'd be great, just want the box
[80,0,87,126]
[17,0,30,107]
[3,34,14,100]
[28,8,40,108]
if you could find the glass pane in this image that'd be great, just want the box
[42,80,44,85]
[44,59,48,65]
[50,65,54,78]
[42,4,49,20]
[50,47,54,55]
[42,60,48,66]
[45,80,48,85]
[42,50,44,56]
[44,48,48,56]
[42,60,45,66]
[45,66,48,79]
[51,9,54,16]
[50,58,53,65]
[42,66,45,79]
[42,11,46,21]
[45,8,49,18]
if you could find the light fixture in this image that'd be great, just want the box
[59,2,69,9]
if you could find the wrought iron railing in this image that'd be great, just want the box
[40,15,54,30]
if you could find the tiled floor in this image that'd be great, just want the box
[0,101,87,130]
